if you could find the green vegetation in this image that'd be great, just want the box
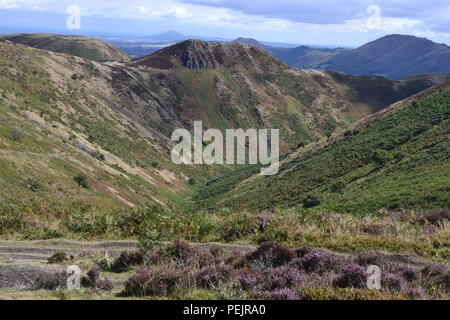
[195,87,450,213]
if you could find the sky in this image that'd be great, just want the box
[1,0,450,47]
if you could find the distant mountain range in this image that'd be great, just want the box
[234,34,450,79]
[317,34,450,78]
[233,37,346,69]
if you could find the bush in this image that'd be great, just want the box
[303,194,321,208]
[372,149,394,166]
[196,265,234,289]
[109,251,144,272]
[74,174,89,188]
[263,266,302,290]
[35,271,68,290]
[10,127,23,142]
[81,267,113,291]
[47,252,68,264]
[24,178,42,192]
[90,151,105,161]
[291,249,346,275]
[247,242,295,269]
[331,181,346,193]
[333,264,367,289]
[164,241,213,268]
[123,268,186,297]
[382,273,405,293]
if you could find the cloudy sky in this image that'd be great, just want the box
[1,0,449,46]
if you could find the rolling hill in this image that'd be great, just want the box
[0,33,130,62]
[232,37,346,69]
[194,81,450,213]
[0,35,449,238]
[317,34,450,79]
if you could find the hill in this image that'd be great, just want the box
[128,39,449,151]
[194,81,450,213]
[317,34,450,78]
[0,36,449,239]
[0,33,130,62]
[232,37,346,69]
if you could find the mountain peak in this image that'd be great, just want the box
[232,37,268,50]
[128,39,284,70]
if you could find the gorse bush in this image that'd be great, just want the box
[74,174,89,188]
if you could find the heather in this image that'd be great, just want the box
[116,241,449,300]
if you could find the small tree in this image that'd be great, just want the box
[74,174,89,188]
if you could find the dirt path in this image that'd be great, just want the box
[0,239,255,269]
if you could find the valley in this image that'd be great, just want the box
[0,33,448,300]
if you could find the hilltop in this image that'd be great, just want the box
[317,34,450,78]
[0,33,130,62]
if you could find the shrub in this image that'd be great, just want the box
[372,149,394,167]
[247,242,295,269]
[10,127,23,142]
[74,174,89,188]
[331,181,346,193]
[35,271,68,290]
[81,267,113,291]
[333,264,367,289]
[196,265,234,289]
[402,268,420,281]
[164,241,213,267]
[47,252,68,264]
[382,273,405,293]
[267,288,299,300]
[263,266,302,290]
[292,249,346,275]
[24,178,42,192]
[303,193,321,208]
[237,272,259,290]
[110,251,144,272]
[90,151,105,161]
[416,210,449,226]
[123,268,186,297]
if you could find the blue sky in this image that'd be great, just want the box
[1,0,449,46]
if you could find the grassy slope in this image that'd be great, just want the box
[194,84,450,213]
[1,33,130,62]
[0,40,217,233]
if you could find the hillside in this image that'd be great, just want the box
[0,36,449,238]
[317,34,450,79]
[194,81,450,213]
[232,37,346,69]
[0,33,130,62]
[128,39,449,150]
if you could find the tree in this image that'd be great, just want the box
[74,174,89,188]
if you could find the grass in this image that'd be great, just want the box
[193,87,450,213]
